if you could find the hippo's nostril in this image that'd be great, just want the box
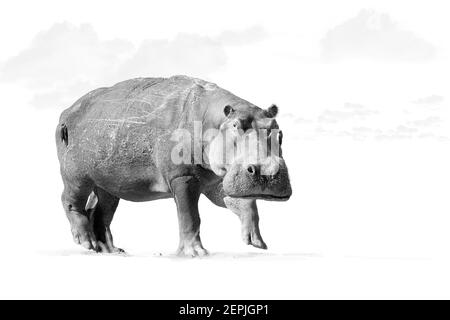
[247,165,256,175]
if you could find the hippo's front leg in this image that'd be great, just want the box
[171,176,208,257]
[224,197,267,249]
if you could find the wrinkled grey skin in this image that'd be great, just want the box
[56,75,291,256]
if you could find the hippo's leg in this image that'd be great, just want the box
[171,176,208,257]
[203,183,267,249]
[87,188,124,254]
[223,197,267,249]
[61,180,98,251]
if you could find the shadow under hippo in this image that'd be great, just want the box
[56,75,292,256]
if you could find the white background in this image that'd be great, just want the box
[1,0,450,299]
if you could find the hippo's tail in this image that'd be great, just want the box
[59,123,69,146]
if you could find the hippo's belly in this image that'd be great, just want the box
[84,157,169,199]
[86,139,172,201]
[113,190,172,202]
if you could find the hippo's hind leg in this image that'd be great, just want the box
[203,182,267,249]
[61,180,98,251]
[171,176,208,257]
[87,188,123,254]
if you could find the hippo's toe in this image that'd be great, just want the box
[177,241,209,257]
[242,229,268,250]
[95,241,126,254]
[72,228,98,251]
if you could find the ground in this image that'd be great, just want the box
[3,249,450,299]
[1,107,450,299]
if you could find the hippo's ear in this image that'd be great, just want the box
[223,105,235,117]
[265,104,278,118]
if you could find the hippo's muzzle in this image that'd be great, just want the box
[222,157,292,201]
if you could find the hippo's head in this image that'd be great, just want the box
[208,104,292,201]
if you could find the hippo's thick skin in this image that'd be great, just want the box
[56,75,291,255]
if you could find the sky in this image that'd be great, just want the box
[1,0,450,299]
[1,0,449,141]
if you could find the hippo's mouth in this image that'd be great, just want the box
[222,157,292,202]
[228,194,291,201]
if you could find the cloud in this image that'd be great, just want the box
[29,81,92,109]
[326,127,382,140]
[0,22,267,108]
[321,9,436,62]
[412,95,444,105]
[117,34,227,79]
[374,124,449,141]
[118,27,268,79]
[318,102,378,123]
[279,112,313,124]
[293,101,448,142]
[417,133,449,142]
[372,117,449,141]
[216,25,267,46]
[0,22,133,88]
[409,116,441,127]
[292,102,381,140]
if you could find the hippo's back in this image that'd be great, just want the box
[60,77,168,127]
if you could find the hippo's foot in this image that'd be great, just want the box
[69,215,98,251]
[177,238,208,257]
[92,225,125,254]
[96,241,125,254]
[241,225,267,249]
[223,197,267,250]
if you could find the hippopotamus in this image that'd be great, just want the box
[56,75,291,256]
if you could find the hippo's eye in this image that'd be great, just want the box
[233,121,240,128]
